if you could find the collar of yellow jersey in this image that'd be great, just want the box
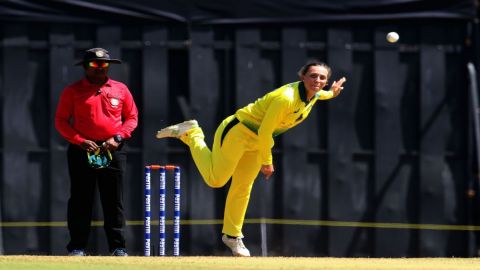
[298,81,319,104]
[298,81,308,103]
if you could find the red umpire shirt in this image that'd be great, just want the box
[55,77,138,144]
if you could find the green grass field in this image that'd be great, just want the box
[0,256,478,270]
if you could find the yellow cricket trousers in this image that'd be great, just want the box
[181,115,262,237]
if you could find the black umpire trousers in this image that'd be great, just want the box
[66,143,127,253]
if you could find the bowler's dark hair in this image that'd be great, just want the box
[297,60,331,79]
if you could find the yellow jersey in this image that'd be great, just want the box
[235,81,334,165]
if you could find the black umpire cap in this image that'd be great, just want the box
[75,48,122,66]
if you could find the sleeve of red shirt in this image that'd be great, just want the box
[54,87,86,145]
[119,87,138,139]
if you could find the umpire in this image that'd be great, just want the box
[55,48,138,256]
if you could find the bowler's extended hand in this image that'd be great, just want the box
[330,77,347,97]
[261,164,274,180]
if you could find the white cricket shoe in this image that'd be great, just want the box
[156,120,199,139]
[222,234,251,257]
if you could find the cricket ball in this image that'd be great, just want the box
[386,32,399,43]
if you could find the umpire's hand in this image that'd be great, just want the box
[102,137,120,151]
[81,140,99,152]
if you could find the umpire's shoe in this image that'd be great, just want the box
[68,249,85,256]
[111,248,128,256]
